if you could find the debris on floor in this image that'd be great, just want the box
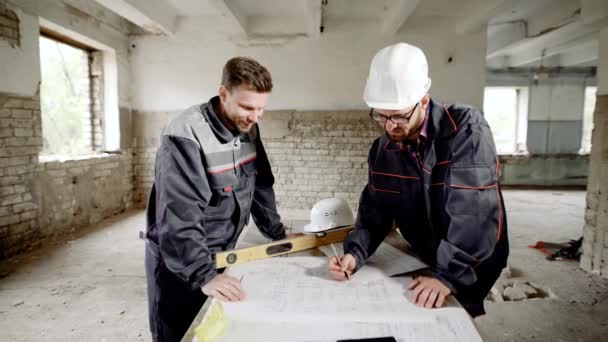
[528,238,583,261]
[486,264,555,302]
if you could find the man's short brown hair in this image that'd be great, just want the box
[221,57,273,92]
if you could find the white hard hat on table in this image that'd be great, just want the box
[303,198,355,233]
[363,42,432,110]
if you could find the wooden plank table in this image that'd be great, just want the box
[182,219,477,342]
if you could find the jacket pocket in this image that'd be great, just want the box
[446,166,496,217]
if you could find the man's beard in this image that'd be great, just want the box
[385,121,424,142]
[219,109,251,134]
[233,119,254,133]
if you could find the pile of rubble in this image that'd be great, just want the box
[486,265,555,302]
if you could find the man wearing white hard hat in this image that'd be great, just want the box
[328,43,509,318]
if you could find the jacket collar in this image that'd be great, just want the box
[420,97,458,143]
[201,96,253,143]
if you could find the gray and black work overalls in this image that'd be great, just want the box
[145,97,286,341]
[345,98,509,317]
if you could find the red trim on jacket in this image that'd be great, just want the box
[413,154,432,174]
[449,183,497,190]
[207,156,257,175]
[371,171,419,180]
[444,105,458,132]
[495,184,503,241]
[495,158,502,240]
[370,185,400,194]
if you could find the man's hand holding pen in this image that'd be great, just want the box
[328,253,356,281]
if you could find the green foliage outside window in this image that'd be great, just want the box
[39,36,91,156]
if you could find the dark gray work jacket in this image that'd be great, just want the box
[146,96,285,290]
[344,98,509,296]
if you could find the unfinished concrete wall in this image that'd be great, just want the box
[0,95,41,257]
[581,27,608,277]
[132,110,378,210]
[132,107,588,212]
[130,16,486,112]
[132,110,174,206]
[0,0,133,259]
[0,96,133,258]
[262,111,379,209]
[486,72,593,186]
[528,79,587,154]
[264,115,589,209]
[499,154,588,186]
[0,1,19,47]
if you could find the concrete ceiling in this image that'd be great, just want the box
[94,0,608,69]
[485,0,606,69]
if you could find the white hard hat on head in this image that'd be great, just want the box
[303,198,355,233]
[363,42,432,110]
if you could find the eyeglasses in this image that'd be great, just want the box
[369,103,418,124]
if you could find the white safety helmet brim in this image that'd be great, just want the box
[303,223,323,233]
[364,77,431,110]
[302,224,350,234]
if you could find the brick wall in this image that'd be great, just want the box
[132,110,173,207]
[0,1,19,47]
[0,94,133,259]
[131,110,382,211]
[34,155,133,237]
[73,50,93,153]
[263,111,381,210]
[131,108,591,213]
[88,51,104,151]
[0,95,41,258]
[132,142,157,207]
[263,112,589,209]
[581,94,608,277]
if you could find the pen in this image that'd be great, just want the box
[330,243,351,280]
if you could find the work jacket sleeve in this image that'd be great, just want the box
[434,109,503,293]
[250,127,287,241]
[343,140,394,271]
[154,135,218,291]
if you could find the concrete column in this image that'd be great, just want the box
[581,27,608,276]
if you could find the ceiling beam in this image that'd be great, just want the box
[582,0,608,25]
[507,34,599,67]
[382,0,420,35]
[546,33,599,56]
[487,21,527,55]
[487,67,596,78]
[209,0,248,36]
[305,0,322,39]
[487,18,605,60]
[558,42,599,66]
[454,0,514,34]
[95,0,177,35]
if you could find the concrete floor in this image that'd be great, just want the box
[0,190,607,342]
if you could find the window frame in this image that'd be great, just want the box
[38,26,107,160]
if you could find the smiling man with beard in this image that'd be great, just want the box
[327,43,509,318]
[145,57,290,341]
